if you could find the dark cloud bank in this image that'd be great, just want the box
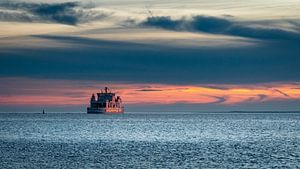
[0,1,106,25]
[0,35,299,85]
[140,16,300,42]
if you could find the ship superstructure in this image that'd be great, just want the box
[87,87,124,114]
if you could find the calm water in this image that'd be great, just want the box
[0,112,299,168]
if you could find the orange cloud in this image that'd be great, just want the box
[0,78,300,106]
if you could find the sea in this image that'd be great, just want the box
[0,112,299,169]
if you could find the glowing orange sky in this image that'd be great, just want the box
[0,78,300,106]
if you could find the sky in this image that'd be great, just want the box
[0,0,300,112]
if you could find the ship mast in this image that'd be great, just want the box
[105,87,109,93]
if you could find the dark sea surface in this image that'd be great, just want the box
[0,112,299,169]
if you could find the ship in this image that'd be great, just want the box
[87,87,124,114]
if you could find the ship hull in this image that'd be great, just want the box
[87,107,124,114]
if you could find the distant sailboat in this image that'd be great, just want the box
[42,109,45,114]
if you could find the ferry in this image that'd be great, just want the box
[87,87,124,114]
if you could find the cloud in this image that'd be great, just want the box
[273,89,290,97]
[0,34,299,85]
[257,94,268,102]
[136,89,163,92]
[0,11,33,22]
[209,95,227,104]
[140,15,300,42]
[245,94,268,102]
[201,85,230,90]
[0,1,107,25]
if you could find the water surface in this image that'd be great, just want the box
[0,112,299,168]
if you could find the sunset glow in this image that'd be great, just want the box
[1,78,299,107]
